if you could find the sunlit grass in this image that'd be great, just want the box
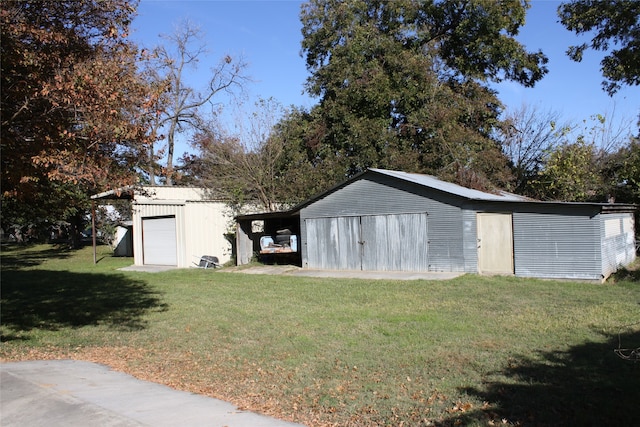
[2,244,639,426]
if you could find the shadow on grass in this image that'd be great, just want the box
[1,269,168,341]
[611,266,640,282]
[442,330,640,426]
[0,243,74,269]
[610,257,640,282]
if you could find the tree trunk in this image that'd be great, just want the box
[166,121,176,185]
[69,213,83,249]
[149,143,156,185]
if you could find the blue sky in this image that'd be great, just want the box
[131,0,639,156]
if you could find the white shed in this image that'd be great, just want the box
[93,186,233,268]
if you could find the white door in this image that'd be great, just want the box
[142,216,177,265]
[477,213,514,275]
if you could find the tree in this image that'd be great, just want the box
[533,139,602,201]
[143,20,249,185]
[1,0,152,243]
[296,0,548,190]
[188,98,290,212]
[531,111,636,202]
[499,104,573,195]
[558,0,640,95]
[271,106,350,202]
[592,113,640,204]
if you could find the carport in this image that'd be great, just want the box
[235,210,301,266]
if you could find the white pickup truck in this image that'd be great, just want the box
[259,229,298,254]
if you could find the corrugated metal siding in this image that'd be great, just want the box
[184,202,233,266]
[513,211,602,280]
[427,205,465,272]
[305,213,430,271]
[236,220,253,265]
[300,176,465,272]
[133,199,232,268]
[296,169,637,279]
[601,212,637,278]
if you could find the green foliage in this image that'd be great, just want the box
[302,0,548,93]
[276,0,550,195]
[601,137,640,204]
[533,139,602,201]
[559,0,640,95]
[519,109,638,203]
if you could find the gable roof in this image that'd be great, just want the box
[369,168,529,202]
[238,167,637,221]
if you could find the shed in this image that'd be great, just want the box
[112,221,133,257]
[237,168,637,281]
[92,186,233,268]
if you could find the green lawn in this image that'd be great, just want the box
[2,243,639,426]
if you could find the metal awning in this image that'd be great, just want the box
[91,186,136,200]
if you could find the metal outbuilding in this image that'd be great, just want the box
[236,168,637,281]
[92,186,234,268]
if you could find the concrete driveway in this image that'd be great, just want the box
[1,360,305,427]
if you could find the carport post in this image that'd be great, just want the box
[91,200,97,264]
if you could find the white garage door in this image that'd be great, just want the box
[142,216,177,265]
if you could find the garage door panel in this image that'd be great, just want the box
[306,217,360,270]
[401,213,429,271]
[338,217,361,270]
[362,213,428,272]
[362,216,389,271]
[307,214,429,272]
[142,216,177,265]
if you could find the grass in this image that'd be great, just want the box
[2,243,639,426]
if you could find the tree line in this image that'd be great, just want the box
[2,0,638,244]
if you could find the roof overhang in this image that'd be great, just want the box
[599,204,638,214]
[236,209,300,222]
[91,186,137,200]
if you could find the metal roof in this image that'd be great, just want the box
[91,186,136,200]
[238,168,637,221]
[369,168,529,202]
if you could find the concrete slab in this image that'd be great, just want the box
[293,269,463,280]
[232,265,463,281]
[118,265,179,273]
[0,360,305,427]
[119,264,463,280]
